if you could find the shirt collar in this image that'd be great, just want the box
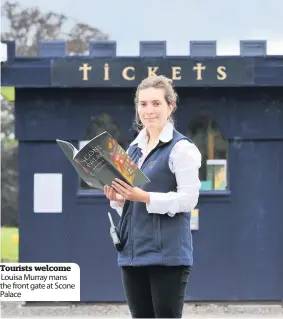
[130,121,174,149]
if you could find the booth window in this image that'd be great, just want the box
[187,115,228,191]
[78,113,124,191]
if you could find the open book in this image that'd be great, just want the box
[56,131,150,190]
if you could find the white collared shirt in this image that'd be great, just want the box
[110,122,202,217]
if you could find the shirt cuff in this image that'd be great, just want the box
[110,200,123,216]
[146,192,179,217]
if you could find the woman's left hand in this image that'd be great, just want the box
[111,178,150,204]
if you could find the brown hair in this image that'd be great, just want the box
[133,75,178,131]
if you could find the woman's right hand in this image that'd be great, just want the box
[104,185,125,206]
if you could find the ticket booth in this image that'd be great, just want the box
[1,40,283,301]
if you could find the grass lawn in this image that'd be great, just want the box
[1,227,19,262]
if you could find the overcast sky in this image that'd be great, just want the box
[2,0,283,55]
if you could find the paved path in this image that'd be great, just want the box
[1,302,283,318]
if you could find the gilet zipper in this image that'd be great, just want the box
[129,142,167,264]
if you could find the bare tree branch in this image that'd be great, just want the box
[1,0,109,55]
[1,0,110,226]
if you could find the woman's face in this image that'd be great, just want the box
[137,87,174,131]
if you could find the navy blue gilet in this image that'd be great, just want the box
[116,129,194,267]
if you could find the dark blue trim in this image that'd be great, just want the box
[200,190,231,196]
[77,189,232,198]
[76,189,104,198]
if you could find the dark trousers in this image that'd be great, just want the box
[121,265,191,318]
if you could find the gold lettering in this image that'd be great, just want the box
[172,66,181,80]
[79,63,92,81]
[104,63,110,80]
[193,63,206,80]
[122,66,135,80]
[148,67,159,77]
[217,66,227,80]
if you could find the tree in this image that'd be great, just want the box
[1,98,18,227]
[1,0,109,56]
[1,0,109,226]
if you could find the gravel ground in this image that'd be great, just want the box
[1,301,283,318]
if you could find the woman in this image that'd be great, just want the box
[104,75,201,318]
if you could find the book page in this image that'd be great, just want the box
[75,131,150,187]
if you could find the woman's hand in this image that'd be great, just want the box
[111,178,150,204]
[104,185,125,207]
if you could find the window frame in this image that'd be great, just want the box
[77,115,231,197]
[187,115,230,195]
